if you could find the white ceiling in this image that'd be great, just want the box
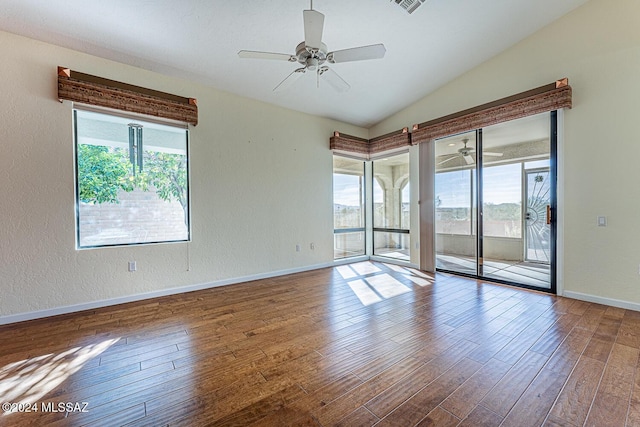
[0,0,589,128]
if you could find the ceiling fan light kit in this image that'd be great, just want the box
[391,0,428,14]
[238,1,386,92]
[437,138,504,167]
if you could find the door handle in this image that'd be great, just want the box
[546,205,551,225]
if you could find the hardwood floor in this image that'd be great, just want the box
[1,261,639,426]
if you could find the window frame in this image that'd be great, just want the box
[73,105,192,249]
[332,155,366,260]
[371,152,411,260]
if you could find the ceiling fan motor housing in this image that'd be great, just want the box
[295,41,327,69]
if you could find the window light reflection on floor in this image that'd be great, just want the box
[348,279,383,306]
[402,273,433,287]
[365,274,411,298]
[0,338,120,414]
[341,262,434,306]
[350,262,382,276]
[336,265,358,280]
[385,263,410,273]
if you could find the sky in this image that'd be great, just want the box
[333,174,362,206]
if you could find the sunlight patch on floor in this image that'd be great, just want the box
[402,273,433,287]
[350,262,382,276]
[0,338,120,414]
[348,279,383,306]
[365,273,412,299]
[339,262,435,306]
[406,268,432,279]
[385,264,410,273]
[336,265,358,280]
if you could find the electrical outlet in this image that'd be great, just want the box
[295,244,301,252]
[310,243,315,250]
[128,261,137,272]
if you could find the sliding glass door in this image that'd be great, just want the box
[434,112,556,291]
[435,131,477,276]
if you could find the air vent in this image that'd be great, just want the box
[392,0,427,14]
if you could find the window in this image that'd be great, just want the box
[74,109,190,248]
[333,156,365,259]
[372,153,410,260]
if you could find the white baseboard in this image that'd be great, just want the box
[369,256,419,269]
[0,261,336,326]
[332,255,369,266]
[563,290,640,312]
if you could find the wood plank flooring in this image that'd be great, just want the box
[1,261,639,426]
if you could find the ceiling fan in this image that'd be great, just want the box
[237,1,386,92]
[438,138,504,166]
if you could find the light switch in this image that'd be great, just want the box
[597,216,607,227]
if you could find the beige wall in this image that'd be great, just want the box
[0,30,367,320]
[371,0,640,306]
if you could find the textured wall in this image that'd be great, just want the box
[0,31,367,319]
[370,0,640,305]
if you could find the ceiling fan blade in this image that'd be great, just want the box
[318,66,350,92]
[437,156,458,166]
[463,155,474,165]
[273,68,306,92]
[483,152,504,157]
[328,44,386,63]
[303,10,324,50]
[238,50,296,62]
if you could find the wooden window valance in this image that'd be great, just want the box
[330,133,370,158]
[57,67,198,126]
[411,79,571,144]
[330,128,411,160]
[331,78,571,156]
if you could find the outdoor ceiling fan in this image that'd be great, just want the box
[237,1,386,92]
[438,138,504,166]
